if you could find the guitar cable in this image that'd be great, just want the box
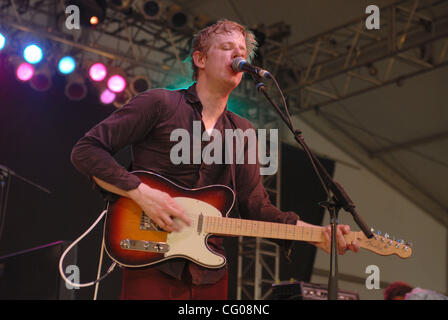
[58,209,117,289]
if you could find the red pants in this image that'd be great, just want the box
[120,267,228,300]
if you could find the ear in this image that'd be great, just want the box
[192,50,206,70]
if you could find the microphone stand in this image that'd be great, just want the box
[251,75,373,300]
[0,165,51,243]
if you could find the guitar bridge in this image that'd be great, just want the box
[120,239,169,253]
[140,212,163,231]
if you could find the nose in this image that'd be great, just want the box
[232,48,245,60]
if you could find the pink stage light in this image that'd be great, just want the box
[16,62,34,81]
[100,89,116,104]
[107,75,126,93]
[89,63,107,81]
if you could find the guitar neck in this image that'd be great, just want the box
[203,216,354,243]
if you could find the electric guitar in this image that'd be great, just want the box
[103,171,413,268]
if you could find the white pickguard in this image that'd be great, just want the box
[164,197,226,268]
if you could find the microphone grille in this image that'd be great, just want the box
[232,57,246,72]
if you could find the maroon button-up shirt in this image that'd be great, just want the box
[71,84,299,286]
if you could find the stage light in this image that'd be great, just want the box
[29,65,53,92]
[367,63,378,76]
[113,89,132,108]
[100,88,116,104]
[30,65,53,92]
[65,73,87,101]
[89,62,107,81]
[107,74,126,93]
[58,56,76,75]
[130,75,151,95]
[90,16,99,25]
[16,62,34,81]
[166,4,188,29]
[23,44,43,64]
[140,1,162,20]
[0,33,5,50]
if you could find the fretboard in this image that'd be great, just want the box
[203,216,326,243]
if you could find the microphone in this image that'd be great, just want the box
[232,57,272,79]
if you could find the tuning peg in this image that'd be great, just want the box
[376,230,382,236]
[370,227,375,233]
[406,241,413,248]
[384,233,390,239]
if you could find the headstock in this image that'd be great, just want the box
[356,228,413,259]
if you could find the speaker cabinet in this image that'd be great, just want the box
[270,281,359,300]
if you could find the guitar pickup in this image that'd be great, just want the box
[120,239,169,253]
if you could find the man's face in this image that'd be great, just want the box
[197,30,247,89]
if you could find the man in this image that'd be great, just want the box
[71,19,359,300]
[384,281,448,300]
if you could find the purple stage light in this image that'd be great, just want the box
[89,62,107,81]
[16,62,34,81]
[100,88,116,104]
[107,74,126,93]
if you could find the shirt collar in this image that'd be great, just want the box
[184,83,229,120]
[185,83,201,108]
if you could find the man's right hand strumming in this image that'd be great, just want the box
[128,183,191,233]
[93,176,191,233]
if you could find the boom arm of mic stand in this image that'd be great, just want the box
[0,165,51,194]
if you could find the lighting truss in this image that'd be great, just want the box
[260,0,448,113]
[0,0,196,88]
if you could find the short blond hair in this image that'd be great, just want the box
[190,19,258,80]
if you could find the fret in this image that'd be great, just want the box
[280,224,286,239]
[210,216,214,233]
[232,218,237,236]
[214,216,218,233]
[287,224,293,240]
[205,216,210,233]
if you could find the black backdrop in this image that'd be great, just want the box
[0,53,333,299]
[0,52,120,299]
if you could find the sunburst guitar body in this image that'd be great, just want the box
[103,171,413,269]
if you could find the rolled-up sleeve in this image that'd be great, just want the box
[71,90,162,191]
